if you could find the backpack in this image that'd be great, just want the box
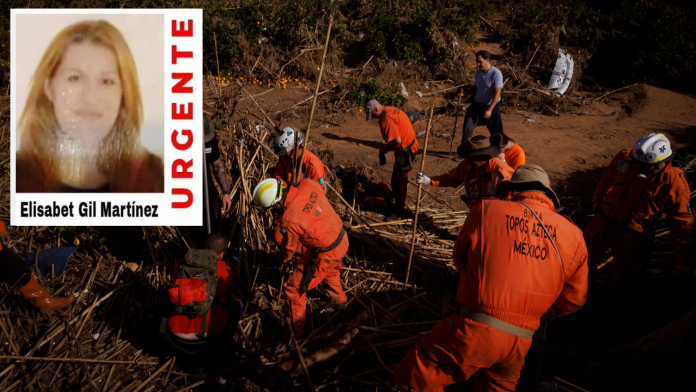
[167,248,218,338]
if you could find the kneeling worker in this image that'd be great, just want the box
[490,133,526,170]
[584,133,693,314]
[273,127,327,194]
[394,165,588,392]
[416,135,513,208]
[252,177,348,338]
[163,232,241,367]
[0,220,76,314]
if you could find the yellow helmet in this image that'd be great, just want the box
[252,178,285,211]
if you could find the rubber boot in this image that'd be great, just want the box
[17,277,75,314]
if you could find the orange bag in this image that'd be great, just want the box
[168,277,207,306]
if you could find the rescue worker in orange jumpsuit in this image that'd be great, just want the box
[394,165,588,392]
[252,177,348,337]
[490,133,526,170]
[0,220,77,314]
[272,127,327,194]
[365,99,419,218]
[416,135,513,208]
[583,134,694,315]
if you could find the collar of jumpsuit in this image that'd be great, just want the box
[283,183,301,209]
[509,190,557,213]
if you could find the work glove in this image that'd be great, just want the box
[416,172,430,186]
[379,152,387,166]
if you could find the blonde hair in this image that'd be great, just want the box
[18,20,143,181]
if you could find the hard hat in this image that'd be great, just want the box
[631,133,672,164]
[252,178,285,211]
[272,127,303,156]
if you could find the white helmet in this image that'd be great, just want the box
[252,178,286,211]
[632,133,672,164]
[272,127,304,156]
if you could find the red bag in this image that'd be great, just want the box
[168,277,207,306]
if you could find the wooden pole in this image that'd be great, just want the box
[448,90,464,157]
[287,316,316,391]
[213,32,222,97]
[404,106,434,285]
[293,12,334,183]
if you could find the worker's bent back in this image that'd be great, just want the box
[454,193,588,331]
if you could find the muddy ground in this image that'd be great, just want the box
[229,74,696,217]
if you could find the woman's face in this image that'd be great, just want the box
[45,43,122,143]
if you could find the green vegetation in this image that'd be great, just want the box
[54,226,105,245]
[1,0,693,108]
[341,78,408,108]
[591,0,696,86]
[499,0,604,54]
[499,0,696,88]
[0,0,493,81]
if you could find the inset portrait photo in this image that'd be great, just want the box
[14,13,164,193]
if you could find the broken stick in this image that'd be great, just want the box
[405,106,434,285]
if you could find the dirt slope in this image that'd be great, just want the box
[235,83,696,213]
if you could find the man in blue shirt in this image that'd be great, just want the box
[454,50,505,162]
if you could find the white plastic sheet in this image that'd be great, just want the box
[547,49,574,96]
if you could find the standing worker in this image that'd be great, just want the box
[584,134,694,315]
[272,127,327,194]
[454,50,504,162]
[0,220,76,314]
[365,99,419,219]
[192,116,233,245]
[416,135,513,208]
[490,133,525,170]
[252,178,348,338]
[394,165,588,392]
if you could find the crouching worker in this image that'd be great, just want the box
[162,232,242,369]
[252,178,348,338]
[416,135,513,208]
[584,134,694,314]
[490,133,526,170]
[0,220,75,314]
[394,165,588,392]
[273,127,327,194]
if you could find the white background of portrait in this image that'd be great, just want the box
[14,13,165,157]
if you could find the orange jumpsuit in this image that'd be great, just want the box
[273,179,348,337]
[379,107,419,211]
[430,158,513,208]
[273,150,327,194]
[502,143,525,170]
[583,148,694,312]
[394,192,588,392]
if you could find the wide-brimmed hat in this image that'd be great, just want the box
[204,115,216,142]
[496,164,560,208]
[457,135,500,159]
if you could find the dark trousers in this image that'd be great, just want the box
[459,100,504,149]
[0,246,31,287]
[583,214,654,315]
[391,164,409,212]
